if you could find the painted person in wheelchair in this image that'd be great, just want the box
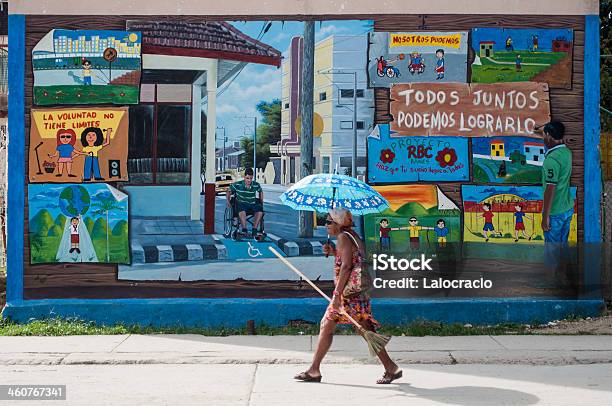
[226,167,264,239]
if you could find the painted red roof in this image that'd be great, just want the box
[524,142,545,147]
[479,41,496,44]
[490,139,505,144]
[126,20,281,67]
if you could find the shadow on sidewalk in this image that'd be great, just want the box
[316,381,539,405]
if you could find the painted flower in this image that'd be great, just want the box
[380,149,395,164]
[436,147,458,168]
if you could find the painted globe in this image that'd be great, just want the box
[58,185,90,217]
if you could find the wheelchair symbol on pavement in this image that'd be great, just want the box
[247,242,263,258]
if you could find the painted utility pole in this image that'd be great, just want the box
[298,21,314,238]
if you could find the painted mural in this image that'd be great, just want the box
[472,136,545,184]
[364,185,461,258]
[462,185,578,244]
[33,30,142,105]
[28,183,129,264]
[389,82,551,137]
[29,107,129,183]
[471,27,573,88]
[367,124,468,183]
[368,31,468,87]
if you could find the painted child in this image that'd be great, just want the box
[515,54,522,72]
[400,217,433,250]
[81,127,112,181]
[513,204,533,242]
[482,203,500,242]
[82,59,92,85]
[434,219,449,248]
[48,129,78,178]
[379,218,400,251]
[69,217,81,254]
[435,49,445,80]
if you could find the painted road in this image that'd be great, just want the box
[118,255,335,281]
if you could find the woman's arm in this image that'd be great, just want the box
[102,128,112,147]
[334,233,353,297]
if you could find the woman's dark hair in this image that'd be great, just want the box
[543,120,565,140]
[81,127,104,147]
[244,167,254,176]
[379,218,389,224]
[483,203,491,209]
[82,59,91,66]
[70,217,79,222]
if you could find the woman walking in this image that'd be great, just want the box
[294,208,402,384]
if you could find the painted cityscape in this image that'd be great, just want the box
[32,29,142,105]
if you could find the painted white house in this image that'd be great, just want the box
[278,35,374,184]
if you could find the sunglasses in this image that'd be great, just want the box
[60,135,72,139]
[325,219,336,225]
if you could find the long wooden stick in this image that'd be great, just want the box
[268,246,366,333]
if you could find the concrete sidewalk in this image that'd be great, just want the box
[1,334,612,366]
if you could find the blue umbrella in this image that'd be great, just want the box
[279,174,389,215]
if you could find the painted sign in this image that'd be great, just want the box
[29,107,129,183]
[364,185,461,256]
[471,27,573,89]
[367,124,468,183]
[368,31,468,87]
[33,30,141,105]
[390,82,550,137]
[28,183,129,264]
[472,136,545,184]
[462,185,577,244]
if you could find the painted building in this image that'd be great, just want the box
[523,141,546,162]
[490,139,505,157]
[278,35,374,184]
[479,41,495,57]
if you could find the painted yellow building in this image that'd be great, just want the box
[490,139,505,157]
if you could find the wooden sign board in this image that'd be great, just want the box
[390,82,550,137]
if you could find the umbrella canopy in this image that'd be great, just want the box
[279,174,389,215]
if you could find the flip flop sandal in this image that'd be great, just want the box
[294,371,322,382]
[376,369,402,384]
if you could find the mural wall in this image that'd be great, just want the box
[33,29,142,105]
[29,107,129,183]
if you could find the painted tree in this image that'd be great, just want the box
[241,99,281,169]
[91,193,124,262]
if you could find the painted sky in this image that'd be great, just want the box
[52,30,141,44]
[462,185,544,203]
[28,184,128,226]
[472,28,573,53]
[214,20,372,148]
[374,185,438,211]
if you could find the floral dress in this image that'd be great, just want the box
[324,231,380,329]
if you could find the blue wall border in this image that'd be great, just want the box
[6,14,26,304]
[1,298,604,327]
[583,15,602,295]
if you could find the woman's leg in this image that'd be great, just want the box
[306,317,336,377]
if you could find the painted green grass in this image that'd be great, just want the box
[487,51,566,64]
[0,316,535,337]
[472,64,548,83]
[34,85,139,105]
[473,158,542,184]
[29,234,62,263]
[92,236,129,264]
